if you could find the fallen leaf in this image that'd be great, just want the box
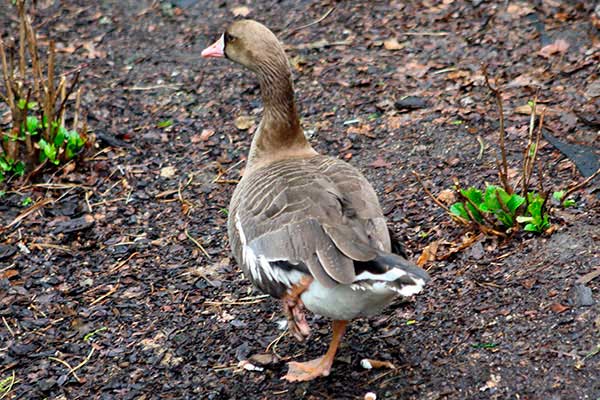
[507,2,535,17]
[160,166,177,178]
[231,5,251,17]
[0,269,18,279]
[538,39,569,58]
[82,41,106,59]
[417,241,439,266]
[347,124,374,137]
[550,303,569,313]
[383,38,404,51]
[437,189,456,205]
[370,156,392,169]
[521,278,536,289]
[234,115,255,130]
[199,129,215,141]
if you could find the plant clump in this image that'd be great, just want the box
[0,0,90,184]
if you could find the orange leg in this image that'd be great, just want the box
[283,320,348,382]
[282,276,312,342]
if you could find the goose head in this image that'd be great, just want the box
[201,20,288,75]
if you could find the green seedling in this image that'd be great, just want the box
[157,119,173,128]
[517,192,550,233]
[471,343,498,349]
[21,197,32,207]
[552,190,576,208]
[0,156,25,182]
[219,208,229,216]
[84,326,107,342]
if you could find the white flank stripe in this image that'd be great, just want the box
[355,269,407,282]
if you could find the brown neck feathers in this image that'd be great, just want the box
[247,53,314,168]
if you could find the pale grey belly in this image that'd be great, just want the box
[300,280,397,320]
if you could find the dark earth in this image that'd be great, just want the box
[1,1,599,399]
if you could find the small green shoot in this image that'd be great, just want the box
[367,112,380,121]
[471,343,498,349]
[84,326,107,342]
[516,192,550,233]
[450,119,464,125]
[406,320,417,326]
[0,371,16,398]
[21,197,33,207]
[157,119,173,128]
[552,190,576,208]
[219,208,229,217]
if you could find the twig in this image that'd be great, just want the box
[185,229,211,260]
[412,171,468,225]
[562,167,600,200]
[401,31,449,36]
[281,7,335,37]
[2,317,14,337]
[482,65,510,193]
[48,346,95,384]
[89,283,119,306]
[1,198,54,232]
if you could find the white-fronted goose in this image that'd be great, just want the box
[202,20,430,382]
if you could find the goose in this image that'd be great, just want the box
[201,20,430,382]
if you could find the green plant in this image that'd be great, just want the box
[516,192,550,232]
[552,190,576,208]
[450,185,525,230]
[0,0,90,184]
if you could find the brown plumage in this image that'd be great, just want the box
[202,20,429,382]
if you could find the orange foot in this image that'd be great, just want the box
[283,320,348,382]
[283,356,333,382]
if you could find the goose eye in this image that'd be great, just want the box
[224,32,236,45]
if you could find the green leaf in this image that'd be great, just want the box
[466,203,484,223]
[483,185,501,211]
[461,187,483,206]
[524,223,540,232]
[17,98,27,110]
[552,191,565,201]
[157,119,173,128]
[450,203,470,220]
[54,125,67,146]
[26,116,40,134]
[506,194,525,214]
[21,197,33,206]
[39,139,59,164]
[0,158,10,171]
[563,199,576,207]
[13,161,25,176]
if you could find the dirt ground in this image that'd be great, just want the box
[1,1,599,399]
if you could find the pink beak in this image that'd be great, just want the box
[201,34,225,58]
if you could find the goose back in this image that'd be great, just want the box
[228,154,391,298]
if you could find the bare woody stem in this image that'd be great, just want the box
[482,65,510,194]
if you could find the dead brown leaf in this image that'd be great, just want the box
[550,303,569,313]
[370,156,392,169]
[231,5,251,17]
[417,241,439,266]
[538,39,569,58]
[199,129,215,141]
[383,38,404,51]
[234,115,255,130]
[437,189,456,205]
